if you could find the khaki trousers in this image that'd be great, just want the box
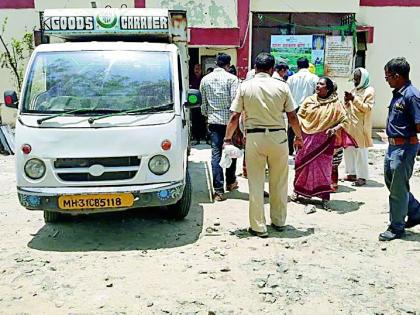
[245,131,289,233]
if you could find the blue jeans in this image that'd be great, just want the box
[209,124,237,194]
[384,143,420,232]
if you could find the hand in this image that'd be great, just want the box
[344,91,354,102]
[222,139,232,149]
[326,127,338,137]
[293,137,304,151]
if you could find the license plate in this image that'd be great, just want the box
[58,193,134,210]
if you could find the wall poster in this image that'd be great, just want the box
[270,35,325,76]
[324,36,354,77]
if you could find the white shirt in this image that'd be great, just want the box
[287,69,319,109]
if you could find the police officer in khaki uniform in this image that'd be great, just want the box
[224,53,304,237]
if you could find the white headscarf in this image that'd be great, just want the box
[355,67,370,90]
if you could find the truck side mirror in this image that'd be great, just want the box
[4,90,18,109]
[185,89,201,109]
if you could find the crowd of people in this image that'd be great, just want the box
[191,53,420,241]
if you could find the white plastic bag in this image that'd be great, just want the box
[219,145,243,168]
[219,154,232,168]
[224,144,243,159]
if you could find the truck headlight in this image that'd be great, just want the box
[24,158,46,179]
[148,155,170,175]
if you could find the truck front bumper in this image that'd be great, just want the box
[17,181,185,214]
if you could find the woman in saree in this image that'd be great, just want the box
[293,77,356,209]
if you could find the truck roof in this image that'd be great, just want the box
[34,41,179,53]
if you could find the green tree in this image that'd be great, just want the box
[0,17,34,91]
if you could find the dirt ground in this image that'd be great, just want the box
[0,145,419,315]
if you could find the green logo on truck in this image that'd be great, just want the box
[96,13,118,29]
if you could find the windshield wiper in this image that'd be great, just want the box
[88,103,174,124]
[37,108,95,125]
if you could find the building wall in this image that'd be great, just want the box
[0,9,38,125]
[146,0,237,28]
[358,5,420,127]
[251,0,359,13]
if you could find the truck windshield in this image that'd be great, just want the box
[22,50,173,114]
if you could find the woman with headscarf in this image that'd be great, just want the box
[343,68,375,186]
[292,77,356,209]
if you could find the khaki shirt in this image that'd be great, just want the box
[230,72,295,129]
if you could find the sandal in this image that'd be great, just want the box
[343,174,357,182]
[290,193,299,202]
[352,178,366,187]
[322,200,331,211]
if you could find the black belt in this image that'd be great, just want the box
[246,128,285,134]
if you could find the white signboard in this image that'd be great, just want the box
[325,36,353,77]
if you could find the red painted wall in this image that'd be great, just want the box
[360,0,420,6]
[189,28,239,46]
[134,0,146,8]
[236,0,250,79]
[0,0,34,8]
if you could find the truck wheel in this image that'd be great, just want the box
[168,170,191,220]
[43,211,63,223]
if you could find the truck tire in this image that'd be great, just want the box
[168,169,191,220]
[43,211,63,223]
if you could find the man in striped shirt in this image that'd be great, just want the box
[200,53,239,201]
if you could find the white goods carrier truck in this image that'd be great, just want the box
[3,8,202,222]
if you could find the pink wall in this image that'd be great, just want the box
[134,0,146,7]
[360,0,420,6]
[236,0,250,79]
[0,0,34,8]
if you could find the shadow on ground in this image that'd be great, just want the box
[233,225,315,239]
[292,196,364,214]
[28,161,210,252]
[402,230,420,243]
[227,189,269,204]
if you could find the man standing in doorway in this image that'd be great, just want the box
[189,64,207,145]
[224,53,303,237]
[379,57,420,241]
[287,57,319,155]
[200,53,239,201]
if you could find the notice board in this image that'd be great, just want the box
[324,36,354,77]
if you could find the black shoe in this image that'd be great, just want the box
[271,223,286,232]
[247,227,268,238]
[378,228,405,241]
[405,217,420,229]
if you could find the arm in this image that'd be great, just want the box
[284,86,303,149]
[326,123,344,137]
[408,94,420,134]
[326,101,348,137]
[225,86,244,143]
[199,81,208,117]
[286,111,303,149]
[351,88,375,113]
[230,77,239,104]
[224,112,241,143]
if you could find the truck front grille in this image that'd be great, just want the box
[54,156,141,182]
[57,171,137,182]
[54,156,140,168]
